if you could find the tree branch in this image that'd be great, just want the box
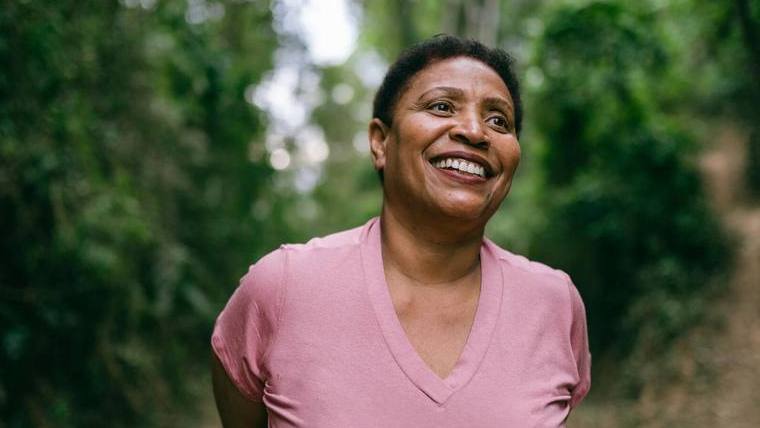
[735,0,760,79]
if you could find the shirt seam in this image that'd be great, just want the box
[260,245,290,369]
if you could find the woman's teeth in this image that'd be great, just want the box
[432,158,486,178]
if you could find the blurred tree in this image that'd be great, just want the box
[0,1,280,426]
[666,0,760,196]
[732,0,760,195]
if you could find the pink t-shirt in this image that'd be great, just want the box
[212,217,590,427]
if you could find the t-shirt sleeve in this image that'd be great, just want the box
[211,248,286,402]
[567,281,591,408]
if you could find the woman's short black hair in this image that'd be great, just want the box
[372,34,522,137]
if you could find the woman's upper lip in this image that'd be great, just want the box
[429,150,495,177]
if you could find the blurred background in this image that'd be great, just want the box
[1,0,759,426]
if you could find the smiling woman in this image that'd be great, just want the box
[211,35,590,427]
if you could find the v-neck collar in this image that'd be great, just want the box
[360,217,503,405]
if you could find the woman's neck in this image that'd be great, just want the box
[379,205,484,287]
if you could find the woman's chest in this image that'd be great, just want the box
[260,305,577,428]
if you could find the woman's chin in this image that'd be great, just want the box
[424,183,508,224]
[434,200,496,224]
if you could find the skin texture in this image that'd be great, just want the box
[369,56,520,378]
[212,55,521,422]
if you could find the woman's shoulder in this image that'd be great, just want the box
[485,238,572,284]
[483,238,585,310]
[245,218,374,282]
[485,239,589,351]
[229,221,372,322]
[283,220,369,253]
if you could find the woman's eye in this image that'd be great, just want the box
[429,102,453,114]
[487,115,510,131]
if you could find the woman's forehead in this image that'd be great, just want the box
[400,57,512,104]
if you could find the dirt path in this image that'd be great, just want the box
[571,125,760,427]
[690,126,760,427]
[630,125,760,427]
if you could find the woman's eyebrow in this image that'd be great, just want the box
[483,96,514,113]
[417,87,513,111]
[416,86,465,101]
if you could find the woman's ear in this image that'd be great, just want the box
[368,118,389,172]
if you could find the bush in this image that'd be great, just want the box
[529,2,730,379]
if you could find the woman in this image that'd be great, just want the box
[212,35,590,427]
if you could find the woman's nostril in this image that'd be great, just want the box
[451,122,488,147]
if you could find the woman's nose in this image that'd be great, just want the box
[449,112,489,148]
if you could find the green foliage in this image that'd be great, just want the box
[0,1,280,426]
[529,1,730,373]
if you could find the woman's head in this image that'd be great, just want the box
[372,35,522,137]
[368,40,522,230]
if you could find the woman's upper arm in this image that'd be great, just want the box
[211,351,268,428]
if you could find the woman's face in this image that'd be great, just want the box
[370,56,521,227]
